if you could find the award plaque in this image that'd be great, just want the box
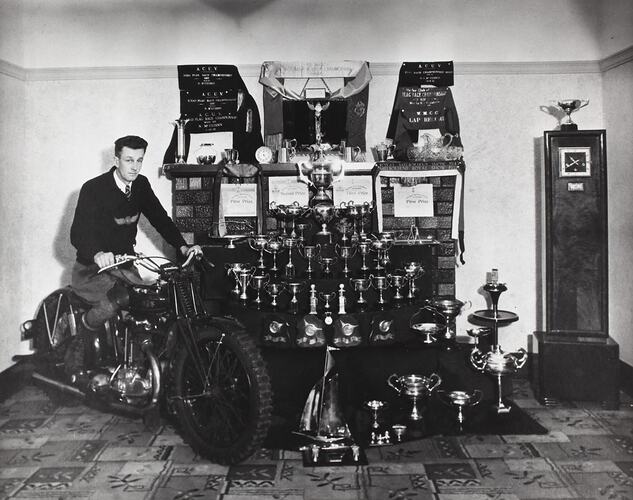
[534,129,619,409]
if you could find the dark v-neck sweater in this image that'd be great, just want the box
[71,167,186,265]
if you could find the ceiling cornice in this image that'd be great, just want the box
[1,49,630,81]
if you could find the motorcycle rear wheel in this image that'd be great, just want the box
[172,327,273,464]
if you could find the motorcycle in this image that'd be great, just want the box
[15,251,273,464]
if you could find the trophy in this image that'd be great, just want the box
[224,148,239,165]
[312,203,335,243]
[335,244,357,277]
[286,281,304,314]
[170,118,191,163]
[437,390,482,432]
[409,305,444,344]
[248,234,269,272]
[370,238,392,275]
[297,159,344,206]
[402,261,424,299]
[318,290,336,325]
[265,282,285,309]
[236,268,254,302]
[552,99,589,130]
[334,204,352,245]
[388,273,406,301]
[357,240,372,274]
[317,256,337,278]
[387,373,442,421]
[282,237,299,278]
[225,262,251,297]
[296,223,311,244]
[425,297,470,343]
[298,244,321,278]
[350,277,372,307]
[371,275,391,307]
[250,274,269,306]
[391,424,407,443]
[264,238,284,273]
[470,270,524,413]
[333,284,361,347]
[364,400,391,446]
[285,202,310,238]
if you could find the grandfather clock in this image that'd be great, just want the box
[534,129,619,409]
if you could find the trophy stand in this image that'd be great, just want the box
[469,271,526,414]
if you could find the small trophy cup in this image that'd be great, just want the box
[287,281,304,313]
[317,256,337,278]
[364,400,391,446]
[268,202,287,236]
[318,290,336,325]
[170,118,191,163]
[409,305,444,344]
[237,268,254,302]
[248,234,269,272]
[350,277,372,308]
[225,262,251,297]
[265,282,285,309]
[312,203,335,243]
[357,240,372,274]
[285,202,310,239]
[553,99,589,131]
[296,223,311,244]
[437,390,483,432]
[387,373,442,421]
[369,238,392,275]
[264,238,283,273]
[371,275,391,308]
[250,274,270,306]
[298,244,321,278]
[388,273,406,301]
[282,237,299,278]
[335,244,357,277]
[402,261,424,299]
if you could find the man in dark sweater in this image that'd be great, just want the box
[70,135,201,330]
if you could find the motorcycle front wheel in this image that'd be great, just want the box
[172,327,273,464]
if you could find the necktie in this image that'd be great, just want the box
[125,184,131,200]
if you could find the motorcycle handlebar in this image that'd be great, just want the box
[97,250,213,275]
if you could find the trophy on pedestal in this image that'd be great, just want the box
[357,240,372,274]
[225,262,250,297]
[437,390,483,432]
[170,118,191,163]
[551,98,589,131]
[297,159,344,206]
[364,400,391,446]
[298,244,321,278]
[350,277,371,308]
[402,262,424,299]
[264,238,283,274]
[425,297,470,345]
[265,282,285,310]
[469,270,525,414]
[282,237,299,278]
[250,274,269,307]
[371,275,391,308]
[335,244,357,277]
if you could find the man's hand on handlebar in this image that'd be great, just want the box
[94,251,116,269]
[180,245,203,258]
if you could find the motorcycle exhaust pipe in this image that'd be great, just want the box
[32,371,85,398]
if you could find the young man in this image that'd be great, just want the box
[70,135,201,330]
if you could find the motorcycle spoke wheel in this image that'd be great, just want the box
[172,328,272,464]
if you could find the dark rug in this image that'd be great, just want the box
[264,398,548,451]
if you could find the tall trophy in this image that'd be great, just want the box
[248,234,270,272]
[298,244,321,278]
[552,99,589,131]
[170,117,191,163]
[425,297,470,345]
[335,244,357,277]
[469,269,525,414]
[402,262,424,299]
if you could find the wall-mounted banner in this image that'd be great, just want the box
[221,184,258,217]
[333,176,374,205]
[268,176,309,207]
[393,183,434,217]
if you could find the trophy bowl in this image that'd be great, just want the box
[553,98,589,129]
[350,277,372,305]
[437,389,483,430]
[387,373,442,421]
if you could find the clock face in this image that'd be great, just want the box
[255,146,273,164]
[559,147,591,177]
[564,152,586,172]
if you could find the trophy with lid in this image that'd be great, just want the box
[469,269,526,414]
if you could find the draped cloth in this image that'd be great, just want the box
[259,61,372,149]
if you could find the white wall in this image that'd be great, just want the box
[1,0,632,372]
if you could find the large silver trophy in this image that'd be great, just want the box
[470,272,525,414]
[297,158,345,207]
[387,373,442,421]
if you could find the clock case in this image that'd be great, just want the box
[533,129,619,409]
